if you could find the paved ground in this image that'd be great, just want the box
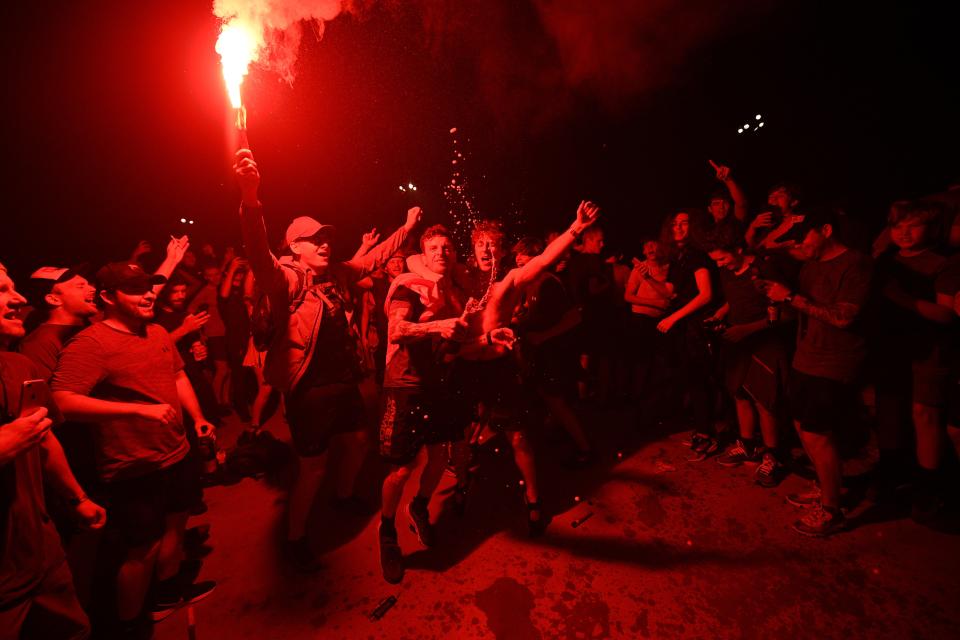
[153,407,960,640]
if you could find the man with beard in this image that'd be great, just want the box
[407,202,600,535]
[0,262,106,639]
[52,262,217,634]
[760,208,873,537]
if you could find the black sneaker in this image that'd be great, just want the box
[406,499,436,547]
[687,435,719,462]
[378,523,404,584]
[754,453,784,488]
[792,504,845,537]
[151,580,216,621]
[716,440,755,467]
[283,536,323,573]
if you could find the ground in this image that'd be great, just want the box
[152,406,960,640]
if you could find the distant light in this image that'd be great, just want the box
[180,218,187,223]
[407,182,417,191]
[744,123,750,129]
[189,220,195,225]
[737,128,744,134]
[758,122,765,128]
[756,114,762,120]
[398,185,406,192]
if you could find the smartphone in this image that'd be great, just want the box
[19,379,65,427]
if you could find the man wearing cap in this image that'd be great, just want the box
[51,261,217,633]
[233,149,421,569]
[760,208,873,537]
[0,262,106,639]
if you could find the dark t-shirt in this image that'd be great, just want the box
[299,279,362,387]
[793,249,873,383]
[384,284,460,389]
[50,322,189,481]
[720,256,784,326]
[17,324,84,380]
[0,353,64,606]
[669,246,712,315]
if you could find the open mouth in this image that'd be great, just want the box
[2,309,24,324]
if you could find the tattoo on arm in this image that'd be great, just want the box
[793,297,860,328]
[388,302,434,343]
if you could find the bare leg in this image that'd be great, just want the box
[913,403,942,471]
[757,403,779,449]
[249,366,272,426]
[287,452,327,540]
[540,391,590,453]
[333,429,369,500]
[116,540,161,621]
[418,444,449,500]
[509,430,539,518]
[797,424,842,511]
[213,360,230,406]
[734,396,757,440]
[381,463,414,519]
[156,512,188,582]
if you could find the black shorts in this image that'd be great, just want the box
[285,382,367,458]
[379,388,466,466]
[722,332,788,412]
[451,357,527,431]
[788,369,858,434]
[95,455,197,548]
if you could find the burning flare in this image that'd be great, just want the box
[215,22,259,110]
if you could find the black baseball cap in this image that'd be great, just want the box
[96,262,166,293]
[779,207,842,243]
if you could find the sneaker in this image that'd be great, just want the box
[283,537,323,573]
[754,453,784,488]
[786,486,822,508]
[687,435,719,462]
[406,499,436,548]
[716,440,755,467]
[152,580,216,621]
[792,504,845,537]
[378,523,404,584]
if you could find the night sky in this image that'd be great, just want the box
[2,0,957,277]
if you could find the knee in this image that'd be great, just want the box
[912,403,939,430]
[510,431,528,450]
[386,465,412,486]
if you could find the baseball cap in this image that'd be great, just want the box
[779,207,842,243]
[285,216,336,246]
[96,262,166,293]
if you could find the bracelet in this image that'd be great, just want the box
[68,494,89,507]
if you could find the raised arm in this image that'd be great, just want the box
[351,228,381,262]
[710,161,748,222]
[152,236,189,295]
[342,209,420,281]
[512,201,601,289]
[234,150,289,298]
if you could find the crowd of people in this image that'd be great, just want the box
[2,149,959,638]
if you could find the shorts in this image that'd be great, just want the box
[451,357,527,431]
[722,332,788,412]
[379,388,466,466]
[285,382,367,457]
[518,336,579,396]
[95,455,197,548]
[242,337,266,369]
[788,369,858,434]
[206,336,228,362]
[0,557,90,640]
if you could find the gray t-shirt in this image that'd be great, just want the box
[51,322,189,481]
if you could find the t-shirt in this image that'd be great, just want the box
[299,279,362,387]
[17,323,84,380]
[0,352,64,607]
[384,283,460,389]
[720,256,785,326]
[792,248,873,383]
[50,322,189,481]
[668,246,712,315]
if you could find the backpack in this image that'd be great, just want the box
[250,264,308,352]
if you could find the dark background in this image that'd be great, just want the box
[1,0,957,277]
